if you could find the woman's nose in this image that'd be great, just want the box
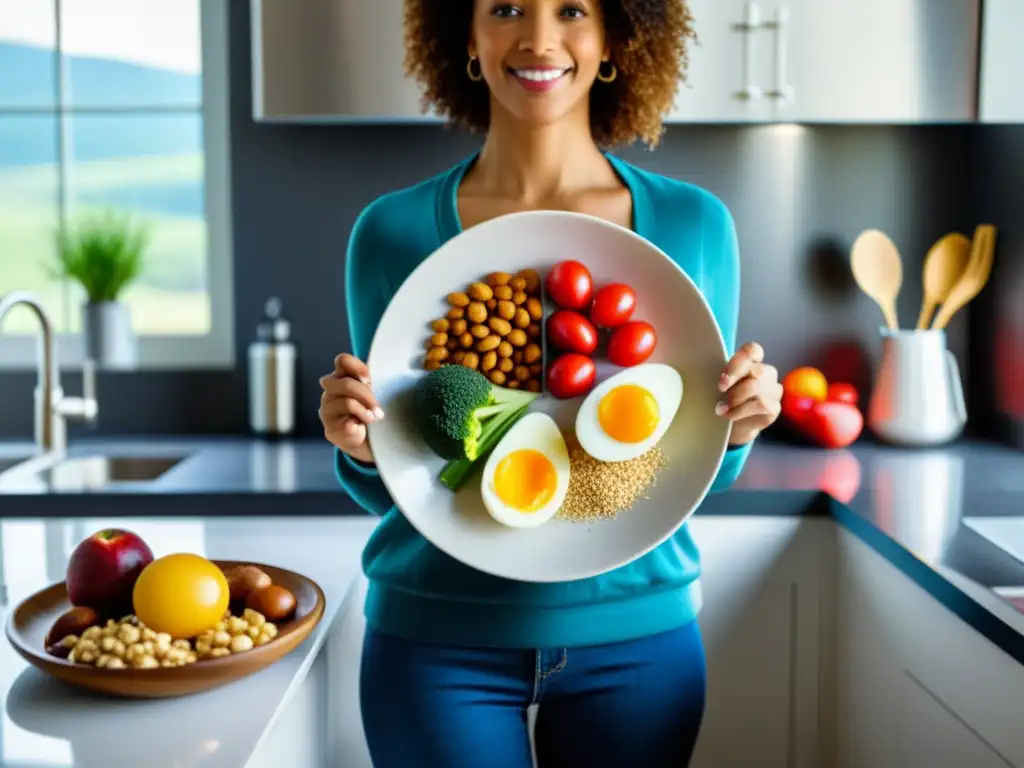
[518,13,559,55]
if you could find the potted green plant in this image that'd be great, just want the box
[53,209,149,370]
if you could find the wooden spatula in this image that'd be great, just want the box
[851,229,903,330]
[931,224,996,331]
[915,233,971,330]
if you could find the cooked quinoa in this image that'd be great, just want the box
[557,439,667,523]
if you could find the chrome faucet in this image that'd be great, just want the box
[0,291,99,454]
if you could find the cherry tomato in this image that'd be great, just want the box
[546,353,597,399]
[782,366,828,402]
[547,309,598,355]
[827,381,859,406]
[607,321,657,367]
[545,260,593,310]
[590,283,636,328]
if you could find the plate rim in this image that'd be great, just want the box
[364,209,733,582]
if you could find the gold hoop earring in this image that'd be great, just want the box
[596,61,617,83]
[467,56,483,82]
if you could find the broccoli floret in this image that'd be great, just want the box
[413,365,538,462]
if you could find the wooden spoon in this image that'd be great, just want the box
[850,229,903,330]
[915,233,971,330]
[931,224,997,331]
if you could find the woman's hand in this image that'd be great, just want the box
[715,341,782,446]
[319,353,384,465]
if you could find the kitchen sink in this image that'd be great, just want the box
[28,454,188,492]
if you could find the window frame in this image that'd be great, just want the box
[0,0,235,371]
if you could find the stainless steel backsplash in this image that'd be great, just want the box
[223,121,976,438]
[618,124,973,401]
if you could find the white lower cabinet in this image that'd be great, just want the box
[688,516,832,768]
[692,519,1024,768]
[246,651,329,768]
[836,530,1024,768]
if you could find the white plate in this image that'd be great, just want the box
[366,210,731,582]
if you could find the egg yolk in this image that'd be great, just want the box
[493,449,557,513]
[598,384,660,443]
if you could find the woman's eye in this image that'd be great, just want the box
[491,4,522,17]
[490,3,585,19]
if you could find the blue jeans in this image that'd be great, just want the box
[360,620,707,767]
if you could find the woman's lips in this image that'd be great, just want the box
[508,67,572,93]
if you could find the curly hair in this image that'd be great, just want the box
[403,1,695,149]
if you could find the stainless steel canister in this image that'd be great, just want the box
[248,297,297,437]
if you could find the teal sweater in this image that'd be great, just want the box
[335,152,752,649]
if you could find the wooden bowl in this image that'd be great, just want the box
[4,560,326,699]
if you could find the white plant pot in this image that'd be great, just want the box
[82,301,137,370]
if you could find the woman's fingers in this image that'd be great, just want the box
[724,376,762,411]
[334,353,371,385]
[719,342,765,391]
[722,394,780,425]
[320,374,384,420]
[319,354,376,463]
[342,397,376,425]
[319,392,377,425]
[342,416,367,444]
[319,401,368,452]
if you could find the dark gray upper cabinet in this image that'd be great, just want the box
[666,0,980,124]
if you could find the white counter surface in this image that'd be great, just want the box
[0,515,378,768]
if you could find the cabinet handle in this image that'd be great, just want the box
[764,5,794,102]
[732,1,764,101]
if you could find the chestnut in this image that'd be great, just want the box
[46,642,73,659]
[245,584,297,622]
[224,565,272,601]
[45,605,100,647]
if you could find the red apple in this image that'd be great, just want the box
[781,391,816,426]
[803,401,864,449]
[66,529,154,615]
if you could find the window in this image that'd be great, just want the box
[0,0,233,369]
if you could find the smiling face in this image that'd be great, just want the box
[470,0,609,128]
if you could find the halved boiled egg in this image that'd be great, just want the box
[481,412,570,529]
[574,363,683,462]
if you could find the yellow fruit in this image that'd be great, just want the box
[782,366,829,402]
[132,553,230,638]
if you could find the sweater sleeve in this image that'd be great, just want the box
[333,202,395,517]
[702,195,753,494]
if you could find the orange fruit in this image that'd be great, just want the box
[132,553,230,638]
[782,366,828,402]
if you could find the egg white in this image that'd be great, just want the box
[480,412,571,529]
[574,363,684,463]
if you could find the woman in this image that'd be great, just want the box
[319,1,783,765]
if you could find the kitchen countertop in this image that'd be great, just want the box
[1,433,1024,766]
[0,514,377,768]
[0,437,345,515]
